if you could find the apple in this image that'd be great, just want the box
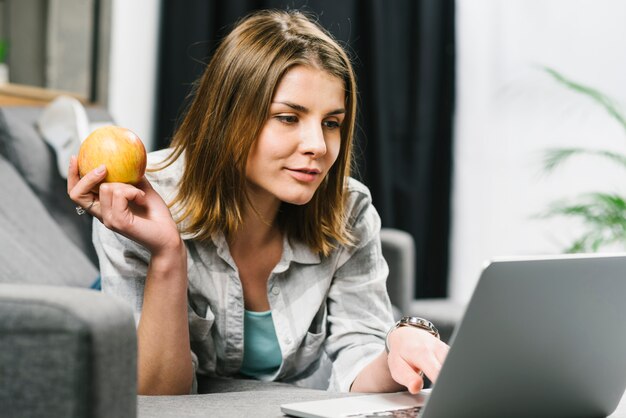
[78,125,147,184]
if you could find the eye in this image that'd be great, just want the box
[275,115,298,124]
[323,120,341,130]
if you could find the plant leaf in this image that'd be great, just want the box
[565,233,594,253]
[539,192,626,252]
[542,147,626,173]
[544,67,626,135]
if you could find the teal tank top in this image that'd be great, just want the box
[240,310,282,378]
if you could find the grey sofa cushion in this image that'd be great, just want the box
[0,106,112,266]
[0,153,98,287]
[0,284,137,418]
[380,228,415,318]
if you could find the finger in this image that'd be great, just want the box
[68,163,106,205]
[434,341,450,365]
[67,155,80,193]
[98,183,114,223]
[67,160,107,220]
[127,176,160,212]
[103,184,147,229]
[415,350,444,383]
[392,328,448,384]
[388,353,424,394]
[79,164,107,192]
[133,176,154,193]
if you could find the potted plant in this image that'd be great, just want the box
[540,68,626,252]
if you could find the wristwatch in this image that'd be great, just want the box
[385,316,440,353]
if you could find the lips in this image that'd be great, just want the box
[285,167,322,183]
[289,167,321,175]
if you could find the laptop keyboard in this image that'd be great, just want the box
[344,406,422,417]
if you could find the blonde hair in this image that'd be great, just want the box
[164,9,357,256]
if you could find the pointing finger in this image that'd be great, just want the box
[388,353,424,394]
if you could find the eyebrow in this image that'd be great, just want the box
[273,101,345,116]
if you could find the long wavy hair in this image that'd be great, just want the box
[162,9,358,256]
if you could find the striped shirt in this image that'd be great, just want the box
[94,148,394,392]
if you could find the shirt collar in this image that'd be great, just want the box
[279,234,321,269]
[209,231,321,274]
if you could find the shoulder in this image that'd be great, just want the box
[343,177,380,245]
[344,177,374,220]
[346,177,372,200]
[145,148,184,204]
[146,147,183,181]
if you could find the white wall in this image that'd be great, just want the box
[451,0,626,302]
[107,0,161,151]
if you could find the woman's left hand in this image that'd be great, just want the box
[386,326,450,394]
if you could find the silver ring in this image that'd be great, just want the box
[75,199,96,216]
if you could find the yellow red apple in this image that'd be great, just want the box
[78,125,147,184]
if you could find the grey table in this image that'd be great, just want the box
[138,378,626,418]
[138,378,350,418]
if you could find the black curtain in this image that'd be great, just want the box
[155,0,455,299]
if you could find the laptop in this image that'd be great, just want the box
[281,253,626,418]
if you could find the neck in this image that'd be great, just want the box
[228,193,282,250]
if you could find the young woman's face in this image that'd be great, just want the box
[246,65,345,207]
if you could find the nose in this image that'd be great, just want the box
[300,122,327,157]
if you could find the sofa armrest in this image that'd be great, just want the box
[0,284,137,418]
[380,228,415,318]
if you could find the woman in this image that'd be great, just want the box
[68,9,448,395]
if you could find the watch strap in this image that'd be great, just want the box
[385,316,440,354]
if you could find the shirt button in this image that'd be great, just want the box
[285,337,292,345]
[271,286,280,295]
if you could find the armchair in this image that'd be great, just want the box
[0,284,136,418]
[0,100,462,417]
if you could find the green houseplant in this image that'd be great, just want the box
[540,68,626,253]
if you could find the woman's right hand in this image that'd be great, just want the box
[386,326,450,394]
[67,155,182,255]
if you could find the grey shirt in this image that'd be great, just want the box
[94,149,394,392]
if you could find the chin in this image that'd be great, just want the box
[280,192,315,206]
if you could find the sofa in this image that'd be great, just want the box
[0,103,463,417]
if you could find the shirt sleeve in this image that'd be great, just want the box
[324,182,395,392]
[93,219,199,394]
[93,218,150,326]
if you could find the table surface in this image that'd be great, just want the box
[138,379,626,418]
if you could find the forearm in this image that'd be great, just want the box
[137,240,192,395]
[350,351,404,393]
